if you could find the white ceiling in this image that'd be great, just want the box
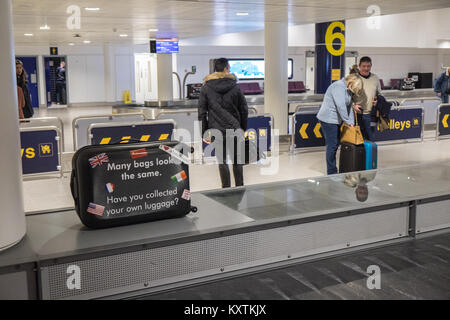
[12,0,450,45]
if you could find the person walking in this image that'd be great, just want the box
[434,67,450,104]
[56,61,66,105]
[316,74,364,175]
[15,59,34,118]
[198,58,248,188]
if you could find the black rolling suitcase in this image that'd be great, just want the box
[70,140,197,229]
[339,142,365,173]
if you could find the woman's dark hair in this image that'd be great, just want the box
[16,59,28,85]
[214,58,229,72]
[359,56,372,65]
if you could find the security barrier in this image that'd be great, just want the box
[294,102,322,114]
[436,104,450,140]
[400,97,441,125]
[372,106,424,142]
[20,126,62,177]
[20,117,65,151]
[202,114,273,158]
[157,109,199,143]
[291,105,424,151]
[291,111,325,151]
[248,107,258,115]
[247,114,273,152]
[287,103,322,136]
[73,113,145,150]
[88,120,176,145]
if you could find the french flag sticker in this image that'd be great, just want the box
[105,183,115,193]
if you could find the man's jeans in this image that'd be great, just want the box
[358,113,374,141]
[320,121,340,175]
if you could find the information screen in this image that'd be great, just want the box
[152,39,179,53]
[228,58,294,80]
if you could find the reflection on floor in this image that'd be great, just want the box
[141,231,450,300]
[49,104,68,108]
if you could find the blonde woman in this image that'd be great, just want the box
[316,74,363,175]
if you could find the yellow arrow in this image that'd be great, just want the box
[313,123,322,138]
[299,123,309,139]
[443,114,449,128]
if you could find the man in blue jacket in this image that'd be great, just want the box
[434,67,450,104]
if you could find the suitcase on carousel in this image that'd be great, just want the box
[339,142,365,173]
[363,141,378,170]
[70,140,197,229]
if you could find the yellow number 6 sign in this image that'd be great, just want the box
[325,21,345,56]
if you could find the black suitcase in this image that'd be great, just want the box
[339,142,365,173]
[70,141,197,229]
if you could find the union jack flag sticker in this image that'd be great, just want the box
[89,153,109,168]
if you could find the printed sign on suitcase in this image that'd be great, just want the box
[71,141,196,228]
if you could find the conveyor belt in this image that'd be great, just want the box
[141,231,450,300]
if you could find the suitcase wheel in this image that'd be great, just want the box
[191,206,198,213]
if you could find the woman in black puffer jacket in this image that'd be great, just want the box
[16,59,34,118]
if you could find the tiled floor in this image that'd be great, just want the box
[142,232,450,300]
[22,106,450,213]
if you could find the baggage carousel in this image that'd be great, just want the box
[1,161,450,299]
[111,89,438,119]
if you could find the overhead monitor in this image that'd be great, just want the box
[150,39,179,54]
[228,58,294,80]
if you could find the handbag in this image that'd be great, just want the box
[244,137,262,165]
[232,137,262,165]
[340,109,364,145]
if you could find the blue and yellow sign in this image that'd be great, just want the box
[50,47,58,56]
[438,105,450,137]
[247,115,272,152]
[90,122,174,145]
[293,108,423,149]
[20,130,59,175]
[203,115,272,157]
[315,21,346,94]
[373,108,423,141]
[294,113,325,148]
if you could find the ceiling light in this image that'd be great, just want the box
[119,34,128,37]
[83,40,91,44]
[85,7,100,11]
[24,33,34,36]
[236,12,249,16]
[68,43,75,46]
[40,24,50,30]
[149,29,159,32]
